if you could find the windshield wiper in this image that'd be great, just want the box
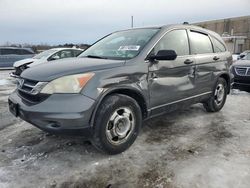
[84,55,108,59]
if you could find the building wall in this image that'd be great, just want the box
[195,16,250,53]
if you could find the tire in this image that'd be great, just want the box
[91,94,142,155]
[203,77,228,112]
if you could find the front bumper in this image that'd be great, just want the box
[231,67,250,89]
[8,91,96,137]
[233,81,250,91]
[232,76,250,89]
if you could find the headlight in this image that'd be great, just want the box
[41,73,94,94]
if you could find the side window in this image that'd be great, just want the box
[73,50,82,57]
[14,49,20,55]
[189,31,213,54]
[20,49,33,55]
[1,49,17,55]
[49,51,61,60]
[154,30,189,56]
[212,37,226,52]
[16,49,23,55]
[60,50,74,58]
[0,49,8,55]
[50,50,73,60]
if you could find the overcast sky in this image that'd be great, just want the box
[0,0,249,45]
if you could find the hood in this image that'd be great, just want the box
[28,59,48,67]
[21,57,125,82]
[14,58,35,67]
[233,60,250,67]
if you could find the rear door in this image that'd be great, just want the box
[188,30,218,94]
[148,29,196,114]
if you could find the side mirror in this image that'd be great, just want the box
[239,54,245,59]
[149,50,177,61]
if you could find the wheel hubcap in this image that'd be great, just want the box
[106,107,135,145]
[214,83,225,105]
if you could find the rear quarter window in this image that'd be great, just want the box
[212,37,226,52]
[189,31,213,54]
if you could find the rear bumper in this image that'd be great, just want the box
[8,91,96,137]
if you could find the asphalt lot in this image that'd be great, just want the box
[0,70,250,188]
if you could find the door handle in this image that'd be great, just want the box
[213,56,220,61]
[184,59,194,65]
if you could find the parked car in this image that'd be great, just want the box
[232,54,239,62]
[238,50,250,60]
[11,48,83,76]
[231,51,250,91]
[0,47,35,68]
[9,24,232,154]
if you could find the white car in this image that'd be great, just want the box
[238,50,250,59]
[11,48,83,76]
[232,54,239,62]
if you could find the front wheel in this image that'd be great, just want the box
[91,94,142,155]
[203,78,228,112]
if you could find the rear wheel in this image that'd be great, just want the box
[92,94,142,154]
[203,78,228,112]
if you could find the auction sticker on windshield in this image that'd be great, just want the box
[118,45,140,51]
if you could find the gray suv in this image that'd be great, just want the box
[9,24,232,154]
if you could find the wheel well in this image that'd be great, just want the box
[106,89,148,119]
[219,74,230,94]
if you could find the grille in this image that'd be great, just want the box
[247,69,250,76]
[17,78,49,104]
[235,67,250,76]
[17,90,49,104]
[17,78,38,93]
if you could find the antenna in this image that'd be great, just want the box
[131,16,134,28]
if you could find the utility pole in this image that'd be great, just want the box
[131,16,134,28]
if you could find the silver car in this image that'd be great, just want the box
[12,48,83,76]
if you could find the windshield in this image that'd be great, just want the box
[242,53,250,60]
[79,28,159,60]
[33,49,58,59]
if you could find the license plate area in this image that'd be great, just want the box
[8,99,19,117]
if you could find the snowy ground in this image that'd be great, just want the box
[0,70,250,188]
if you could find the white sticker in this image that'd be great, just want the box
[118,45,140,51]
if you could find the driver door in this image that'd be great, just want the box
[148,29,196,114]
